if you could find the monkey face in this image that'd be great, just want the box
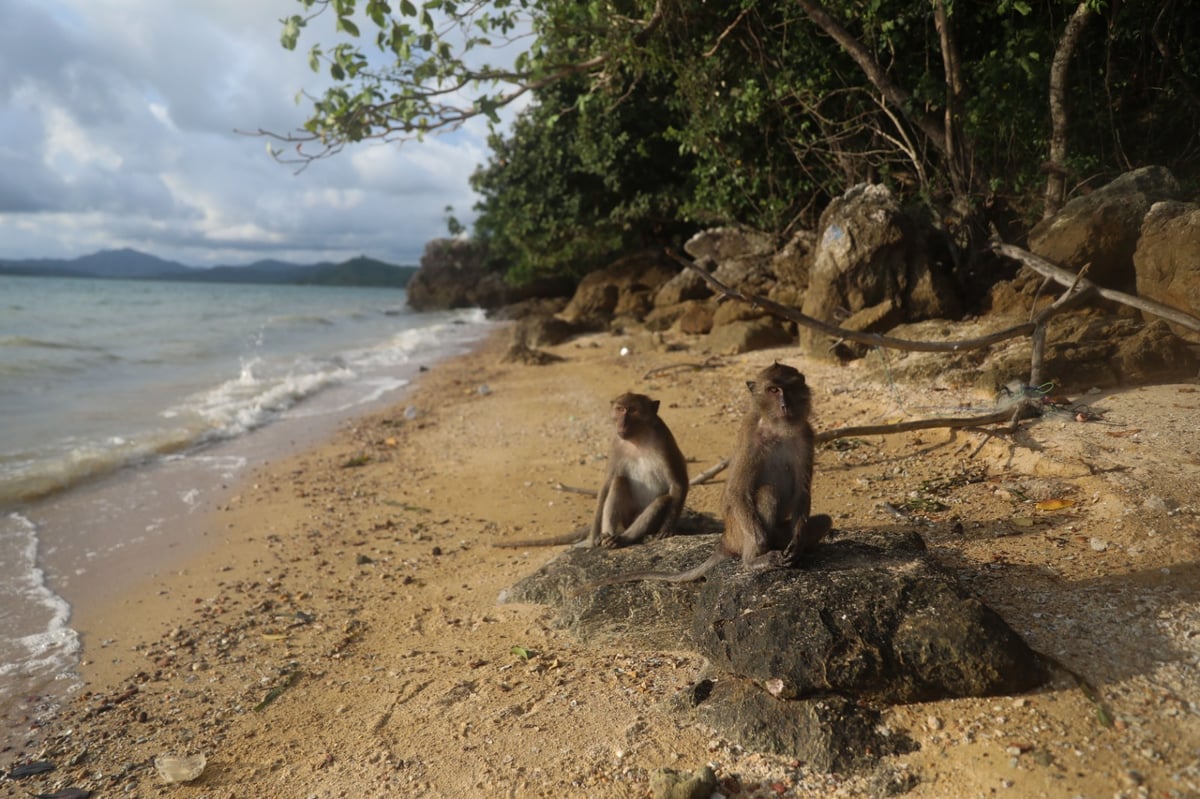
[611,392,659,439]
[752,364,810,420]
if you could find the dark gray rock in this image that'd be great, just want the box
[500,535,709,650]
[671,676,916,773]
[691,530,1047,703]
[503,528,1046,774]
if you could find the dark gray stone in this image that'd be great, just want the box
[671,676,916,773]
[502,527,1046,775]
[691,531,1048,703]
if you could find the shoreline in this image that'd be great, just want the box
[3,326,1198,798]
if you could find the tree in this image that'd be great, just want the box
[269,0,1200,274]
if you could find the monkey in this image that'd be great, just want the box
[583,362,831,586]
[494,392,688,549]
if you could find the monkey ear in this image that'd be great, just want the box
[746,380,757,393]
[651,399,660,414]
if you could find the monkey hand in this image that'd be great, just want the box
[598,533,623,549]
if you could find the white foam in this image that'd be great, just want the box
[0,513,80,682]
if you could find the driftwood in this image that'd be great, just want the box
[992,242,1200,334]
[665,242,1200,445]
[643,356,725,380]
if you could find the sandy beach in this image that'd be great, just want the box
[3,324,1199,798]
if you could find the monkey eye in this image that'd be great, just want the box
[767,385,782,394]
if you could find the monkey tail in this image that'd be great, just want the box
[569,550,732,597]
[493,526,590,549]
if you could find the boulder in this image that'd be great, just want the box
[654,267,713,308]
[705,318,794,355]
[675,302,715,335]
[512,313,578,348]
[1029,165,1182,293]
[1134,200,1200,342]
[560,251,678,326]
[691,530,1046,703]
[684,227,777,297]
[800,184,962,358]
[503,528,1047,773]
[672,678,916,774]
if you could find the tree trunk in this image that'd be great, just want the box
[932,0,972,203]
[1044,3,1094,219]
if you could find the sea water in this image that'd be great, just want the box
[0,274,495,739]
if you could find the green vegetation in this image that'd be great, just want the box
[273,0,1200,283]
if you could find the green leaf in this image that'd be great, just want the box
[400,0,417,15]
[280,15,304,50]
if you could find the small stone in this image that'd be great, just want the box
[1089,538,1109,552]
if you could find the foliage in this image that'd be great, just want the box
[470,73,695,283]
[272,0,1200,280]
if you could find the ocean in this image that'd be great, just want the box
[0,274,495,740]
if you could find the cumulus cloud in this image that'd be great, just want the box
[0,0,499,266]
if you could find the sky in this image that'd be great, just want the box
[0,0,497,267]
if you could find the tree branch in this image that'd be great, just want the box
[992,242,1200,333]
[795,0,948,155]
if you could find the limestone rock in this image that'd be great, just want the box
[800,184,961,357]
[1029,165,1182,293]
[560,251,678,326]
[1134,200,1200,342]
[705,318,794,355]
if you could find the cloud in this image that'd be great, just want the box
[0,0,502,266]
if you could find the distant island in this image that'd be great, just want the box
[0,248,419,288]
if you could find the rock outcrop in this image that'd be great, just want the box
[1134,200,1200,342]
[503,529,1047,773]
[1028,165,1182,293]
[799,184,962,357]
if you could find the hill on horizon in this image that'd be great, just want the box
[0,248,419,288]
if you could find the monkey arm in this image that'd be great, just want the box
[589,478,611,548]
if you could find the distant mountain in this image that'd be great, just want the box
[73,248,194,278]
[0,249,418,288]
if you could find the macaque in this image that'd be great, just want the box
[495,392,688,549]
[588,363,830,584]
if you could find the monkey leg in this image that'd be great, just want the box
[598,476,636,548]
[608,494,675,547]
[781,514,833,567]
